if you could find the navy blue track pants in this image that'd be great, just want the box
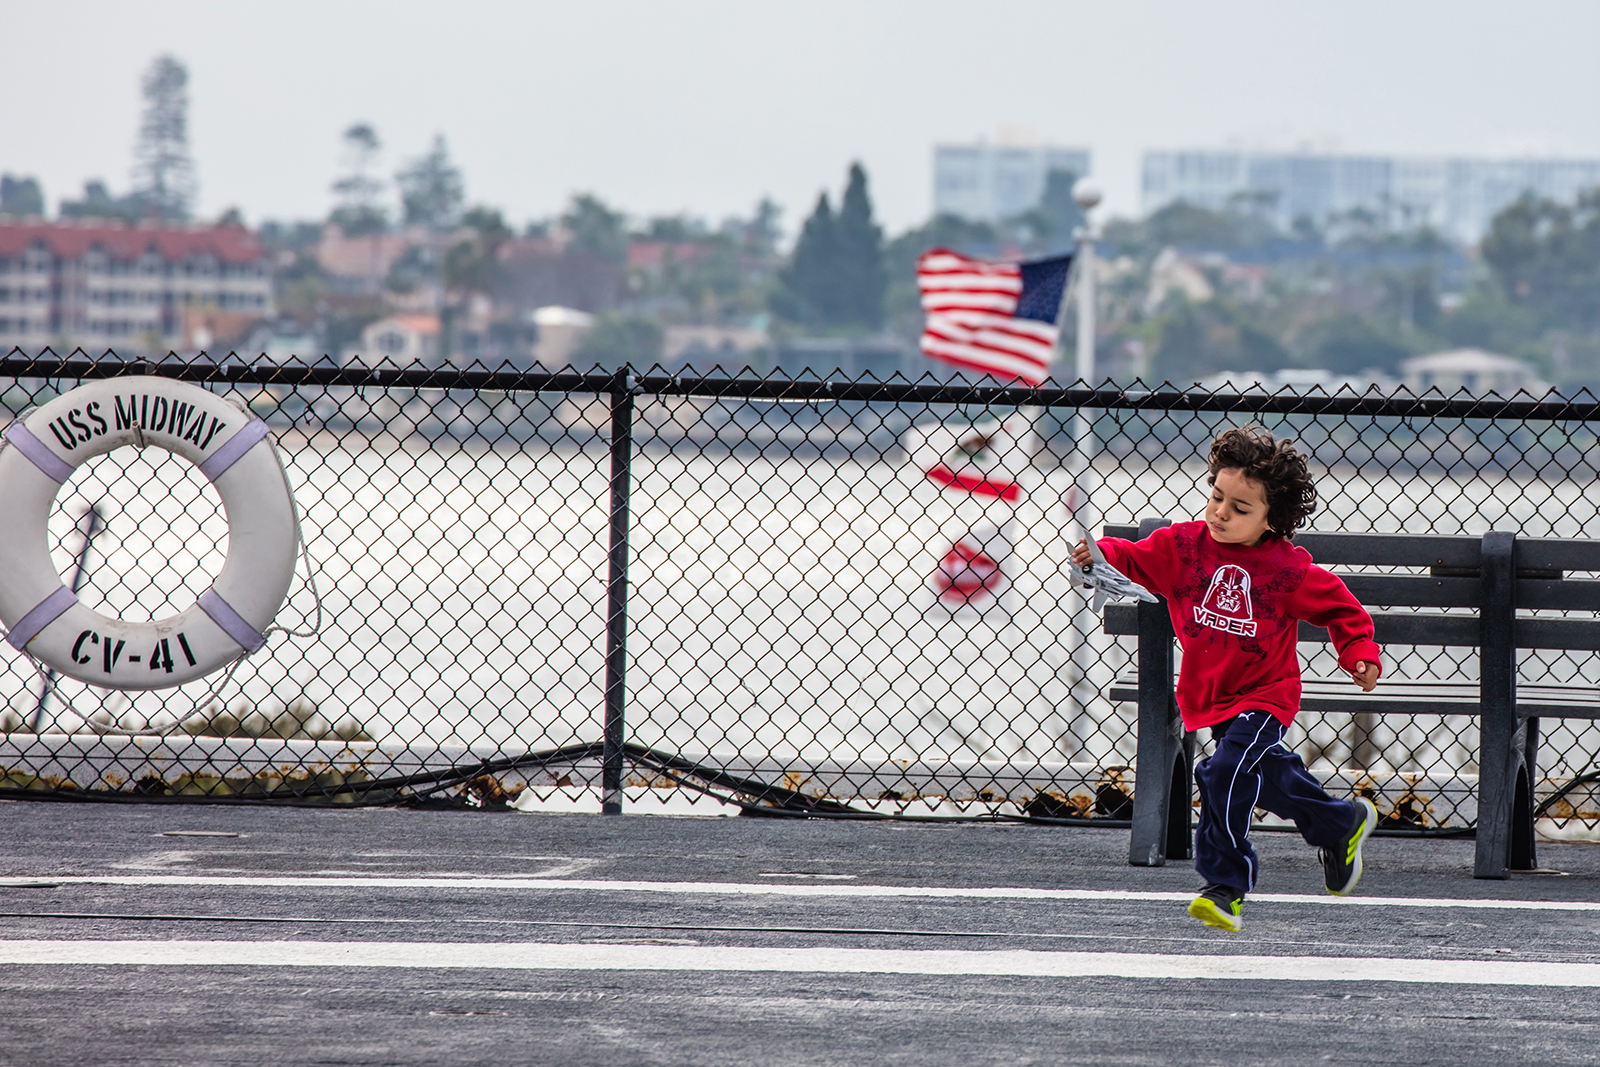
[1194,710,1360,894]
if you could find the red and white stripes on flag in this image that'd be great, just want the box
[916,248,1070,386]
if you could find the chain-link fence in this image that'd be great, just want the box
[2,351,1599,836]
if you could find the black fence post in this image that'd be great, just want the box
[601,371,636,815]
[1474,529,1520,877]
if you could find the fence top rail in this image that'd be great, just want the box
[6,351,1600,422]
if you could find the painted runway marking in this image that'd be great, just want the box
[0,939,1594,985]
[22,874,1600,912]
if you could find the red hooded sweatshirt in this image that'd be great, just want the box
[1098,521,1382,731]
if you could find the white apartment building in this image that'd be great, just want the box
[0,220,274,356]
[933,142,1092,223]
[1141,150,1600,245]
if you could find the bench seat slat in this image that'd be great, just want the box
[1111,605,1600,648]
[1106,575,1600,614]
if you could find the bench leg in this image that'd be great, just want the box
[1130,694,1188,866]
[1165,728,1196,862]
[1475,715,1538,878]
[1511,717,1538,871]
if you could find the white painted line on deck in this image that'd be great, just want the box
[0,939,1593,985]
[24,874,1600,912]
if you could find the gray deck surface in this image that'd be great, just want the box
[2,801,1598,1066]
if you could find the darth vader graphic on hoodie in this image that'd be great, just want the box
[1196,564,1257,636]
[1091,521,1381,731]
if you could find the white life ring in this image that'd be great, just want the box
[0,376,299,690]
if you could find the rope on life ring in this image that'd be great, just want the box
[0,376,302,691]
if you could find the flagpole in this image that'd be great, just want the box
[1065,178,1102,762]
[1071,177,1102,470]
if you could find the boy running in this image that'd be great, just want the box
[1073,427,1382,931]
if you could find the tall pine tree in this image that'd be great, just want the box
[131,55,197,221]
[772,163,886,328]
[773,192,837,324]
[832,162,886,328]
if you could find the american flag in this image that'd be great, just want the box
[916,248,1073,386]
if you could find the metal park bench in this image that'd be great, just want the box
[1103,519,1600,880]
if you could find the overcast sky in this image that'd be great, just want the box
[5,0,1598,237]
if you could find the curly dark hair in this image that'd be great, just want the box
[1206,427,1317,539]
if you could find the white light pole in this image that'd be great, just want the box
[1065,177,1103,761]
[1072,177,1102,391]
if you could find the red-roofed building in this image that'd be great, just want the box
[0,219,274,355]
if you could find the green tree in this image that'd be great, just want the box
[832,162,886,328]
[640,214,702,242]
[0,175,44,217]
[383,244,436,296]
[772,192,837,324]
[882,213,1000,324]
[439,206,513,361]
[741,197,782,257]
[330,122,387,236]
[1147,301,1291,383]
[131,54,197,221]
[1032,167,1085,253]
[561,193,628,262]
[572,313,664,370]
[1481,190,1600,331]
[58,180,142,222]
[397,135,464,231]
[885,213,999,278]
[1300,312,1410,375]
[771,162,887,329]
[1439,289,1544,353]
[443,206,512,295]
[1143,199,1277,250]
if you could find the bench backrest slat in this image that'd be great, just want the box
[1520,538,1600,572]
[1104,526,1486,569]
[1294,532,1481,568]
[1341,575,1480,608]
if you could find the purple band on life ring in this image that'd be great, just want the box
[4,422,74,484]
[6,585,78,651]
[198,417,269,483]
[198,587,266,653]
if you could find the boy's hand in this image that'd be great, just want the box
[1072,538,1093,568]
[1350,661,1380,692]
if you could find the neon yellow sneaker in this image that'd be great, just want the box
[1188,882,1244,932]
[1321,797,1379,896]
